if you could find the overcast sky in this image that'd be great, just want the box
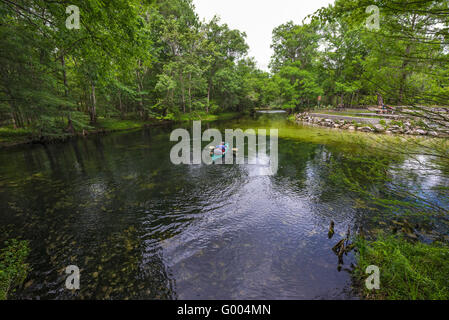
[192,0,335,71]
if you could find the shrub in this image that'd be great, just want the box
[390,120,404,127]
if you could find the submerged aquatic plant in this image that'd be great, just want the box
[0,239,30,300]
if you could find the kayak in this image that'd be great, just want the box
[211,143,229,162]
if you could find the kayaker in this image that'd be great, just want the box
[216,142,226,153]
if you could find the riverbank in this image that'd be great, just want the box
[0,118,154,148]
[354,234,449,300]
[294,112,445,137]
[0,239,30,300]
[0,112,242,148]
[177,111,241,122]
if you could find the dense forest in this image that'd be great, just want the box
[269,0,449,110]
[0,0,448,138]
[0,0,266,138]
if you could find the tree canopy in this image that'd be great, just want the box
[0,0,265,136]
[0,0,448,135]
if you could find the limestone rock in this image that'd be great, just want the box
[357,126,374,132]
[373,124,385,132]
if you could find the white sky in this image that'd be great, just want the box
[192,0,335,71]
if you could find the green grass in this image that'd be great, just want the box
[0,118,147,146]
[177,111,241,122]
[1,113,241,146]
[0,239,30,300]
[95,117,145,131]
[354,234,449,300]
[0,126,32,143]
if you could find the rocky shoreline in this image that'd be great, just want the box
[294,112,444,137]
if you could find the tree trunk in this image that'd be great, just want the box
[61,55,68,97]
[118,92,124,119]
[180,72,186,113]
[90,82,97,124]
[136,60,147,120]
[188,73,192,113]
[61,55,74,134]
[398,44,411,105]
[377,92,384,106]
[67,113,75,134]
[338,94,344,108]
[11,112,17,129]
[206,81,211,114]
[398,15,416,105]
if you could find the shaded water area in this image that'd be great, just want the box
[0,112,447,299]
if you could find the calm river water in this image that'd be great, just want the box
[1,112,445,299]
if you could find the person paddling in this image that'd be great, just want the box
[214,142,226,155]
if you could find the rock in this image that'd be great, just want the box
[416,129,427,135]
[348,126,356,130]
[373,124,385,132]
[385,130,392,134]
[391,128,404,133]
[357,126,374,132]
[428,131,439,137]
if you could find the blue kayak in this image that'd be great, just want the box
[211,143,229,161]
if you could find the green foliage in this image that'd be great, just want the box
[95,118,143,131]
[0,127,32,143]
[389,120,404,127]
[0,0,254,140]
[268,0,449,110]
[177,111,240,122]
[354,235,449,300]
[0,239,30,300]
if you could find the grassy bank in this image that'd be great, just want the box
[0,112,242,148]
[354,234,449,300]
[177,111,241,122]
[0,118,147,147]
[0,239,30,300]
[94,118,147,131]
[0,127,33,145]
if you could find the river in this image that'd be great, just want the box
[0,111,446,299]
